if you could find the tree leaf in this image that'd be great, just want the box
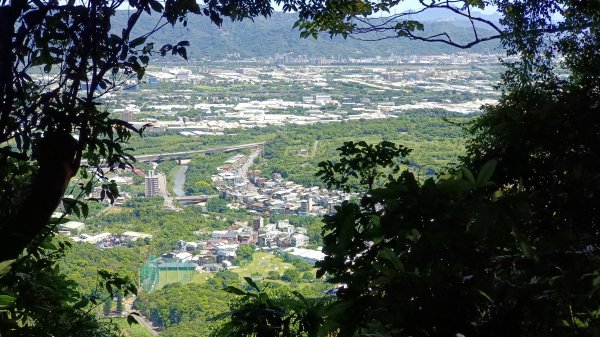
[461,166,476,185]
[127,313,139,326]
[378,248,404,271]
[478,289,493,303]
[0,260,15,276]
[244,277,260,291]
[476,159,497,187]
[0,294,15,307]
[129,36,146,48]
[223,286,248,296]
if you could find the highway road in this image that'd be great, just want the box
[80,142,265,167]
[134,142,265,162]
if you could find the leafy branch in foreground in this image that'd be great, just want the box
[315,139,600,336]
[0,0,277,334]
[0,238,140,337]
[316,140,411,192]
[213,277,330,337]
[0,0,276,261]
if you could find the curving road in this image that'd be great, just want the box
[124,296,159,336]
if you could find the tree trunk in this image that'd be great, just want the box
[0,4,80,261]
[0,132,78,261]
[0,5,16,138]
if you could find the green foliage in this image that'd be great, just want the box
[315,63,600,337]
[125,113,470,188]
[281,269,301,283]
[301,272,314,282]
[0,238,139,336]
[276,0,504,49]
[103,298,112,316]
[7,1,599,337]
[113,317,155,337]
[157,159,180,194]
[135,282,230,330]
[0,0,276,333]
[130,251,327,336]
[267,271,280,280]
[289,3,600,336]
[194,180,215,194]
[207,198,230,213]
[86,196,230,253]
[214,277,330,337]
[211,270,241,289]
[116,291,124,315]
[315,146,507,335]
[243,115,466,187]
[0,0,205,260]
[279,252,314,273]
[316,140,411,192]
[236,244,256,265]
[183,153,230,194]
[60,239,146,294]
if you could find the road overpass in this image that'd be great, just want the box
[134,142,265,162]
[174,195,215,203]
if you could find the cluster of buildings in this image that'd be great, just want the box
[271,52,504,66]
[98,62,501,136]
[139,217,325,292]
[157,217,323,273]
[213,152,358,217]
[244,172,355,216]
[57,220,153,248]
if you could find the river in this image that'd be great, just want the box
[173,165,188,197]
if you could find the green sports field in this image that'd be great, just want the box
[157,268,195,289]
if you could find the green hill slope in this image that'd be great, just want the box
[113,11,502,58]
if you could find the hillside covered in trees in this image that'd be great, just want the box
[112,11,501,59]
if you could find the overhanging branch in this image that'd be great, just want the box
[346,2,589,49]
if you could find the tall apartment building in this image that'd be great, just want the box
[121,110,133,123]
[300,197,313,214]
[145,170,164,197]
[252,217,264,231]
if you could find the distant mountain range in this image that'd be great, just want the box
[113,10,503,59]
